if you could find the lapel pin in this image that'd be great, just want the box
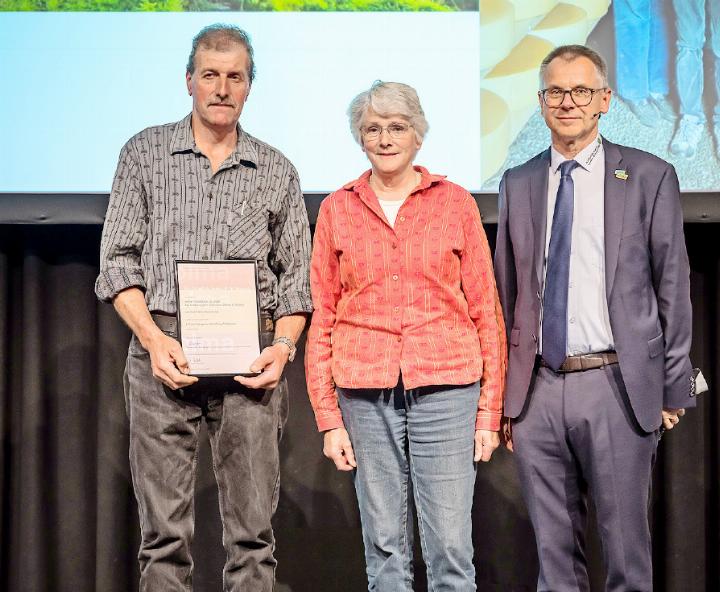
[614,169,628,181]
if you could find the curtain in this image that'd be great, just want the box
[0,224,717,591]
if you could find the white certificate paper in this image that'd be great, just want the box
[176,260,261,377]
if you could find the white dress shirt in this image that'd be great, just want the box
[540,134,615,355]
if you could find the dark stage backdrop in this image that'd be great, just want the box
[0,223,717,592]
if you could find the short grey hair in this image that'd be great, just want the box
[348,81,429,144]
[539,44,609,88]
[187,24,256,84]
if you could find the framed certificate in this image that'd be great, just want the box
[175,260,262,377]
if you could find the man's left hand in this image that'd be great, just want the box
[662,407,685,431]
[234,344,289,390]
[474,429,500,462]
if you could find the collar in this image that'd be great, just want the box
[342,165,446,193]
[550,133,603,173]
[169,113,259,167]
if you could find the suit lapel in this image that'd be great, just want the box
[603,140,626,298]
[531,149,551,291]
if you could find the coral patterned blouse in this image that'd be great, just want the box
[305,167,507,432]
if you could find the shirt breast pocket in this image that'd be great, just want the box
[226,204,271,260]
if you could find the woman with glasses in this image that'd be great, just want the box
[305,80,507,591]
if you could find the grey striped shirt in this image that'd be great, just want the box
[95,114,313,319]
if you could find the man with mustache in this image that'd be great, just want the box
[95,24,312,591]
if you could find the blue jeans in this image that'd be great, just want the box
[673,0,720,119]
[338,380,479,592]
[614,0,670,100]
[124,326,287,591]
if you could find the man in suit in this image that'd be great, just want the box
[494,44,696,591]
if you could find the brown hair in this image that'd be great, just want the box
[187,24,255,84]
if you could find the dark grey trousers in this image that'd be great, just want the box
[512,364,658,592]
[123,329,287,592]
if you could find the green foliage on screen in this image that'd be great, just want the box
[2,0,183,8]
[1,0,478,10]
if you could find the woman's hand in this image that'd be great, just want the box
[474,429,500,462]
[323,427,357,471]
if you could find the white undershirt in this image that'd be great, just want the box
[539,134,615,356]
[378,197,407,227]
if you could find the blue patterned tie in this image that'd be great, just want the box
[542,159,579,371]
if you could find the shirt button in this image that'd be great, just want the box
[397,336,402,342]
[394,306,400,312]
[569,317,576,324]
[392,243,398,249]
[207,192,213,199]
[392,274,399,281]
[536,290,541,300]
[531,333,537,342]
[399,216,405,222]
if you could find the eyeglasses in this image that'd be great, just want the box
[540,87,607,107]
[361,123,413,141]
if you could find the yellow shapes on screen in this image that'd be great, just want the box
[483,36,554,113]
[562,0,610,21]
[479,0,611,184]
[505,0,559,42]
[479,0,515,73]
[533,3,593,46]
[506,0,557,21]
[481,90,511,183]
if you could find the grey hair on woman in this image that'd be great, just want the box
[348,81,429,144]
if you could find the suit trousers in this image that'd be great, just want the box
[123,329,288,592]
[512,364,659,592]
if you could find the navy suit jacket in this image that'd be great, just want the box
[494,139,695,432]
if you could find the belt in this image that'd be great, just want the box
[150,312,274,334]
[538,352,618,373]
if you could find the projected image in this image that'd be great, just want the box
[479,0,612,187]
[8,2,718,194]
[480,0,720,191]
[2,0,476,10]
[0,12,481,192]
